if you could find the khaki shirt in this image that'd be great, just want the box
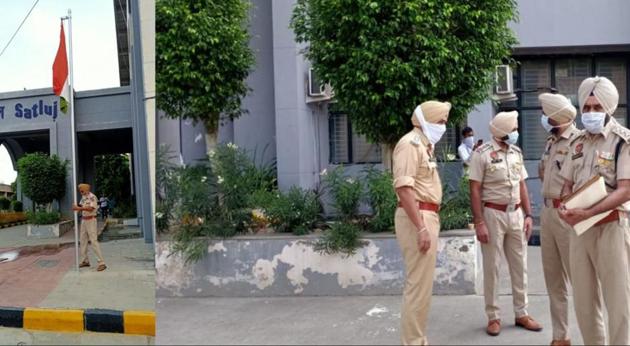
[560,118,630,209]
[539,125,582,199]
[79,192,98,217]
[392,127,442,205]
[469,139,528,205]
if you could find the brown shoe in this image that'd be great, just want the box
[97,264,107,272]
[550,339,571,346]
[79,261,90,268]
[515,315,543,332]
[487,319,501,336]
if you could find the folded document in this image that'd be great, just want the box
[562,176,612,236]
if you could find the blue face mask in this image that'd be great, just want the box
[504,131,519,145]
[540,115,554,133]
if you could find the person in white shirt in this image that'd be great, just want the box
[458,126,477,166]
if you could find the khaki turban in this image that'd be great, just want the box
[578,76,619,115]
[490,111,518,138]
[411,100,451,127]
[538,93,576,123]
[78,184,91,191]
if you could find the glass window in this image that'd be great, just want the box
[596,58,627,105]
[329,113,381,164]
[555,58,591,105]
[521,60,551,107]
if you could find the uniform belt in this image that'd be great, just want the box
[544,198,563,209]
[594,210,620,227]
[398,201,440,213]
[82,216,96,220]
[484,202,521,212]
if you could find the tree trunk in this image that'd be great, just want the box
[205,130,218,155]
[382,144,395,171]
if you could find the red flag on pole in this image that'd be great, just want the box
[53,21,69,113]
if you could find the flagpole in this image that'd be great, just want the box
[63,9,79,273]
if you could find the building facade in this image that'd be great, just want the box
[0,0,154,243]
[158,0,630,217]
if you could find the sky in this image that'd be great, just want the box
[0,0,120,185]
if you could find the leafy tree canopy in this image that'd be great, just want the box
[292,0,518,145]
[156,0,255,133]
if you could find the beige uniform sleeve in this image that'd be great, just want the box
[520,152,529,181]
[617,142,630,180]
[393,141,419,189]
[468,150,485,182]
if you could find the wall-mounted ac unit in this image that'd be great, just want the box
[495,65,513,95]
[306,68,334,104]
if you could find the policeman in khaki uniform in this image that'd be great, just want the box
[72,184,107,271]
[559,76,630,345]
[393,100,451,346]
[537,93,582,346]
[469,111,542,336]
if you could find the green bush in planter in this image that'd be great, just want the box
[322,166,362,221]
[0,197,10,211]
[364,167,397,232]
[439,175,473,231]
[11,200,23,212]
[26,211,61,225]
[264,187,321,235]
[314,222,366,257]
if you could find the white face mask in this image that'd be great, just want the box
[414,106,447,145]
[463,136,475,148]
[504,130,519,145]
[581,112,606,134]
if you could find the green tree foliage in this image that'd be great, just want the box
[17,153,67,208]
[292,0,518,145]
[94,154,132,202]
[0,197,10,211]
[156,0,255,136]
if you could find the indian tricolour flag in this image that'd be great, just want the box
[52,21,70,114]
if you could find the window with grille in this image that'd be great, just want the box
[329,112,382,164]
[329,112,460,164]
[503,55,629,160]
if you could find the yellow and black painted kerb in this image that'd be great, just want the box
[0,307,155,336]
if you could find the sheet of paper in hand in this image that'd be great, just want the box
[562,175,612,236]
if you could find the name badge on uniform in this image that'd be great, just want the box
[572,143,584,160]
[490,151,502,164]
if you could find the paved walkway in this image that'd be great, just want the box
[0,224,155,311]
[156,246,585,345]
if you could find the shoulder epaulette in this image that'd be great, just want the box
[570,132,585,146]
[410,134,422,146]
[511,145,522,153]
[612,126,630,143]
[475,143,492,153]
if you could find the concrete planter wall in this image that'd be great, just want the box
[27,220,74,238]
[156,230,480,298]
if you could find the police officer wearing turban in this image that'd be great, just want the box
[537,93,582,346]
[469,111,542,336]
[393,100,451,345]
[559,76,630,345]
[72,183,107,271]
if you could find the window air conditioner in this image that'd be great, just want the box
[308,68,326,97]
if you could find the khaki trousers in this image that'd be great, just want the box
[570,217,630,345]
[481,207,528,321]
[395,208,440,346]
[80,218,105,264]
[540,205,572,340]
